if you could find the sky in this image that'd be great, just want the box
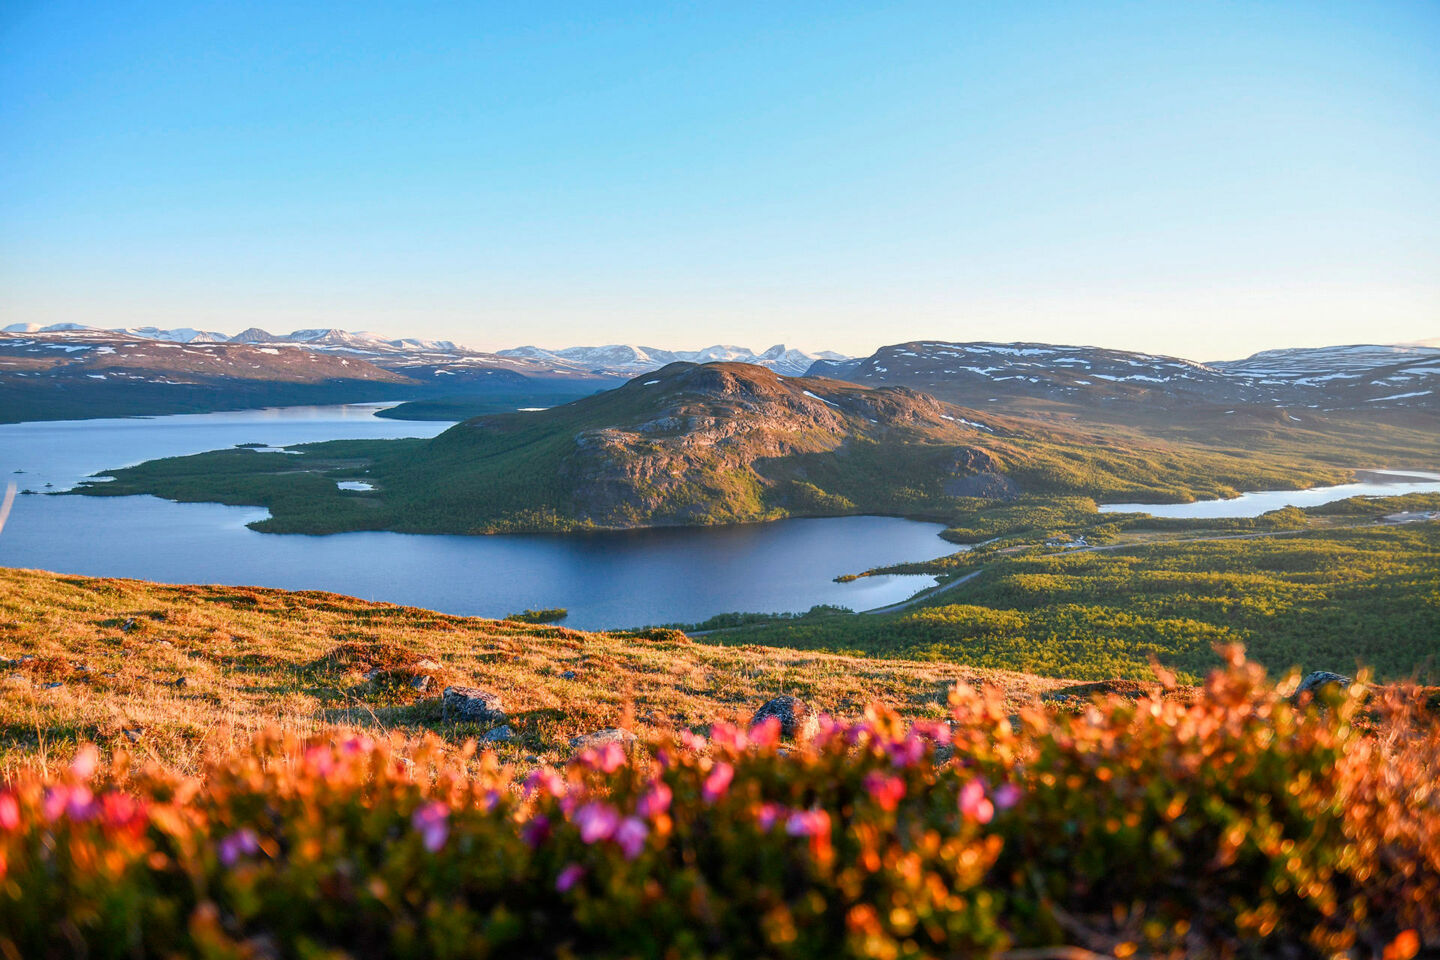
[2,1,1437,361]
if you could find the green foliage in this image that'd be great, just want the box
[719,525,1440,682]
[504,608,568,624]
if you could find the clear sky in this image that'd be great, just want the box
[2,2,1437,361]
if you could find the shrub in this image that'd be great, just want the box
[0,649,1434,958]
[505,608,569,624]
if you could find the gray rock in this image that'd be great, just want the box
[1295,671,1351,700]
[123,727,143,743]
[42,681,63,690]
[173,677,188,688]
[750,696,820,741]
[559,670,577,680]
[442,685,506,723]
[482,725,514,743]
[569,728,637,750]
[413,658,442,671]
[411,674,433,693]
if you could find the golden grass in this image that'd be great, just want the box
[0,566,1074,779]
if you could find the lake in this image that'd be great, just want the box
[0,404,955,629]
[1099,469,1440,519]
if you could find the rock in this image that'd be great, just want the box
[123,727,143,743]
[121,618,138,632]
[559,670,577,680]
[482,725,514,743]
[750,696,820,741]
[1295,671,1351,700]
[442,686,506,723]
[174,677,188,688]
[413,657,442,671]
[42,682,63,690]
[411,675,433,693]
[569,728,637,751]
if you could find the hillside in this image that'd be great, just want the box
[0,565,1067,777]
[75,361,1354,534]
[816,339,1440,415]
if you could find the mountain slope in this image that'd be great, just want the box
[499,343,847,377]
[820,339,1440,414]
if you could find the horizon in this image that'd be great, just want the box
[5,318,1437,366]
[3,2,1438,358]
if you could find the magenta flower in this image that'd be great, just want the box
[886,735,925,768]
[523,767,566,800]
[993,782,1022,810]
[912,720,953,746]
[636,781,672,819]
[786,808,830,838]
[65,785,98,822]
[680,730,708,752]
[615,816,649,859]
[218,828,260,866]
[0,792,18,831]
[42,786,68,823]
[863,771,907,812]
[748,717,781,749]
[555,863,585,892]
[959,779,994,824]
[574,802,620,844]
[709,722,748,753]
[412,801,450,852]
[757,802,786,831]
[701,762,734,803]
[521,814,552,849]
[303,745,335,777]
[101,792,145,832]
[581,742,626,773]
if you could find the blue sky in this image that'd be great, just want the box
[2,1,1437,359]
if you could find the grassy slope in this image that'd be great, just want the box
[0,566,1072,778]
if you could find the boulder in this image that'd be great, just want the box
[570,728,637,751]
[750,696,819,741]
[1295,671,1351,700]
[482,725,515,743]
[411,675,433,693]
[442,686,506,723]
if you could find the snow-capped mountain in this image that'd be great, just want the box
[818,340,1440,412]
[499,344,848,377]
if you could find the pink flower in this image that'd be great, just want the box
[521,814,551,849]
[709,722,748,753]
[0,793,19,831]
[993,782,1022,811]
[101,792,145,832]
[574,802,620,844]
[481,789,502,813]
[218,828,260,866]
[70,744,99,780]
[555,863,585,892]
[756,802,786,831]
[863,771,906,812]
[303,745,335,777]
[65,785,97,822]
[701,762,734,803]
[748,717,781,749]
[786,808,830,838]
[339,735,374,755]
[523,768,565,800]
[412,801,450,852]
[680,730,708,752]
[959,779,994,824]
[886,735,925,768]
[42,787,68,823]
[615,816,649,859]
[636,782,672,819]
[912,721,953,746]
[581,742,626,774]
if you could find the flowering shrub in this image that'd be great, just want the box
[0,649,1435,958]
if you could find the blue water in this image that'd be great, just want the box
[0,404,953,628]
[1099,469,1440,518]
